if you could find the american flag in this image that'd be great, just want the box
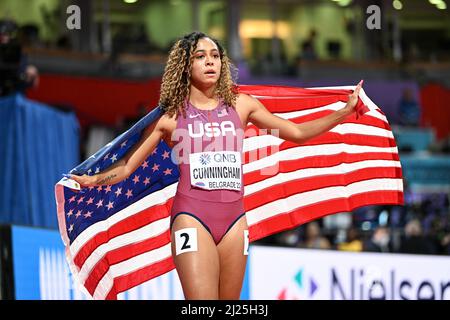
[55,85,403,300]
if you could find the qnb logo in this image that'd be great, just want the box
[39,248,87,300]
[277,268,319,300]
[188,121,236,138]
[199,154,211,165]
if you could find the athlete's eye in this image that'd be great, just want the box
[196,55,204,59]
[213,54,220,59]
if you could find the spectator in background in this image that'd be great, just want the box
[299,221,331,250]
[0,19,39,97]
[18,24,41,48]
[364,226,391,253]
[441,233,450,255]
[56,33,72,50]
[398,88,421,127]
[294,28,318,76]
[115,103,150,135]
[276,228,301,247]
[338,227,363,252]
[301,29,318,61]
[398,219,437,255]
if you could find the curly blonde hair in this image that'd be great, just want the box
[159,32,238,119]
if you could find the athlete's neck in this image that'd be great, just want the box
[189,84,218,110]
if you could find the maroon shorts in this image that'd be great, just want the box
[170,192,245,244]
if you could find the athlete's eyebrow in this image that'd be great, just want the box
[194,48,219,54]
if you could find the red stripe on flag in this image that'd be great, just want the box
[244,168,402,212]
[239,85,352,97]
[73,197,173,268]
[83,230,171,295]
[243,131,397,155]
[257,96,349,112]
[106,256,176,300]
[246,110,390,132]
[248,190,404,242]
[244,152,400,185]
[238,86,355,112]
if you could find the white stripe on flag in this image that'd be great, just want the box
[328,123,394,138]
[243,144,399,174]
[69,182,177,256]
[244,159,402,195]
[93,242,172,300]
[250,87,388,123]
[308,87,382,116]
[78,216,170,283]
[246,178,403,226]
[243,123,394,152]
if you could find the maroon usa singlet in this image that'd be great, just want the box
[170,98,245,244]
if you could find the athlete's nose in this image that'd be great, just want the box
[205,56,214,66]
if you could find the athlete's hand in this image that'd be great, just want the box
[65,174,97,188]
[343,80,363,115]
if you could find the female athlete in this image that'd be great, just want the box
[69,31,362,300]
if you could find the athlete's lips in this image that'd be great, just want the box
[204,69,217,75]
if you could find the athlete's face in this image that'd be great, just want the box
[190,37,222,88]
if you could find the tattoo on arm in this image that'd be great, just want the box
[98,174,117,185]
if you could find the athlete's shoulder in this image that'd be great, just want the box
[142,111,176,137]
[236,92,260,113]
[158,112,177,132]
[236,92,252,102]
[159,111,177,122]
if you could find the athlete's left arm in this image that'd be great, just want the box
[245,80,363,145]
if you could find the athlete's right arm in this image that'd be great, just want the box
[69,115,167,187]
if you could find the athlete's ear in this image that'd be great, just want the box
[182,66,190,83]
[183,64,190,76]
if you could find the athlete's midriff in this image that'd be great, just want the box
[169,99,246,244]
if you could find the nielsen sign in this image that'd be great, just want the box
[331,268,450,300]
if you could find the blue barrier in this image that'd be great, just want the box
[393,126,435,152]
[400,154,450,186]
[0,94,79,228]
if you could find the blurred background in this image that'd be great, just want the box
[0,0,449,300]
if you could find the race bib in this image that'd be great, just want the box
[189,151,242,191]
